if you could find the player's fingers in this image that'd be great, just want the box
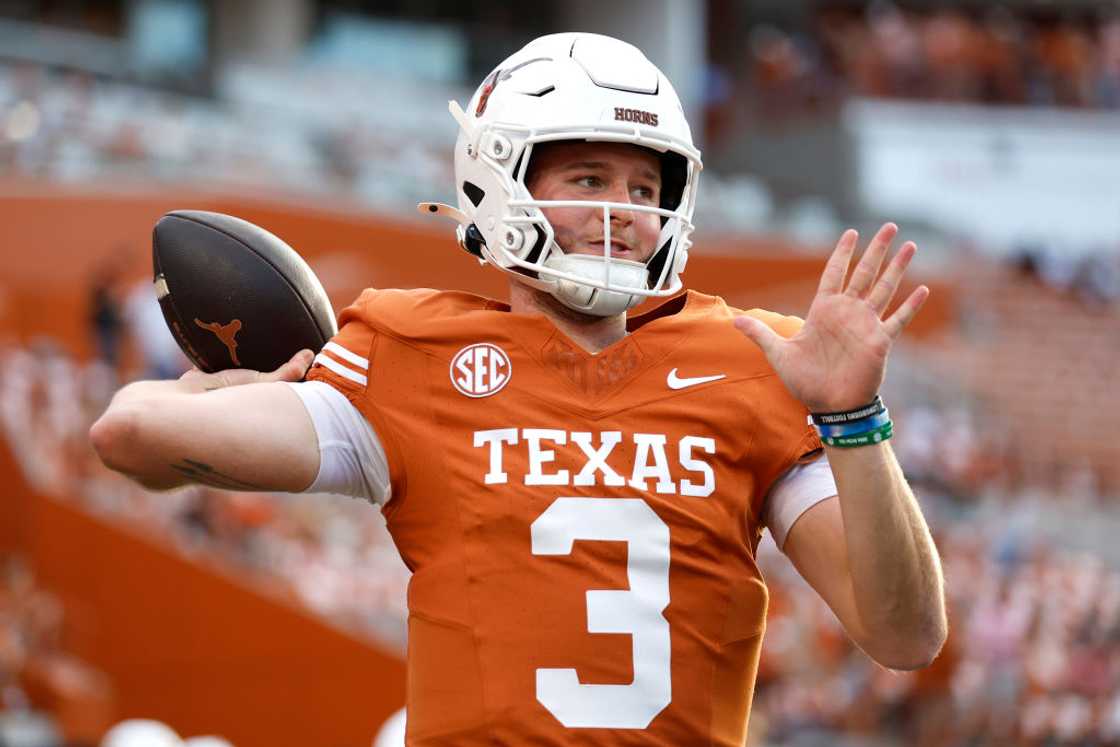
[292,349,316,378]
[733,315,784,360]
[179,366,221,390]
[883,286,930,340]
[867,241,916,315]
[265,349,314,383]
[845,223,897,298]
[817,229,859,296]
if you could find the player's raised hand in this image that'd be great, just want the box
[179,349,314,392]
[733,223,928,413]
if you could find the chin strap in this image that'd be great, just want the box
[544,253,647,317]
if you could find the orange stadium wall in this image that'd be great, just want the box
[0,186,953,745]
[0,446,406,747]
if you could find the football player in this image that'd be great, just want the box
[91,33,946,746]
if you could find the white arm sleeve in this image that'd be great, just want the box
[762,453,838,549]
[285,380,392,505]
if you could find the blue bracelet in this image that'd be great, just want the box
[812,408,891,438]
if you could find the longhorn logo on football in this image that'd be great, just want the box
[451,343,512,398]
[194,318,243,366]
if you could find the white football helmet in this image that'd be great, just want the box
[425,32,702,317]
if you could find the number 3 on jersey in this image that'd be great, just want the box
[530,497,672,729]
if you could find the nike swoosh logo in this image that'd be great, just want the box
[667,369,727,390]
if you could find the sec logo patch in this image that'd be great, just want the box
[450,343,512,398]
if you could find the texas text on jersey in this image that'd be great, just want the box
[306,287,820,745]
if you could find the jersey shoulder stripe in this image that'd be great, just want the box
[314,352,367,386]
[323,341,369,369]
[306,310,378,393]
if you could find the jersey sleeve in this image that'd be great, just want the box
[303,304,405,499]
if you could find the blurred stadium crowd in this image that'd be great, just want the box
[0,59,790,238]
[0,338,409,652]
[0,546,236,745]
[719,3,1120,127]
[0,60,450,212]
[0,337,404,746]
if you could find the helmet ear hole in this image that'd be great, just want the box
[523,225,548,264]
[463,182,486,207]
[644,238,674,289]
[659,152,688,213]
[512,151,528,186]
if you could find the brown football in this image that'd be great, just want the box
[152,210,337,373]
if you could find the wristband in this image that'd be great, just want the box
[821,420,893,448]
[811,396,884,426]
[814,408,891,438]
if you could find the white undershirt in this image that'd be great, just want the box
[287,381,392,505]
[761,454,838,548]
[286,380,838,548]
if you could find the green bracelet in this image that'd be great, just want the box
[821,420,893,448]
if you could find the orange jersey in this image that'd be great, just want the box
[306,288,820,746]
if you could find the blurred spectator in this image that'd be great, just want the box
[869,3,925,97]
[1010,244,1120,307]
[1097,16,1120,107]
[87,256,127,372]
[123,279,187,381]
[0,711,62,747]
[0,557,66,747]
[922,8,986,101]
[1033,19,1096,107]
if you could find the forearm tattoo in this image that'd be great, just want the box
[170,459,264,490]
